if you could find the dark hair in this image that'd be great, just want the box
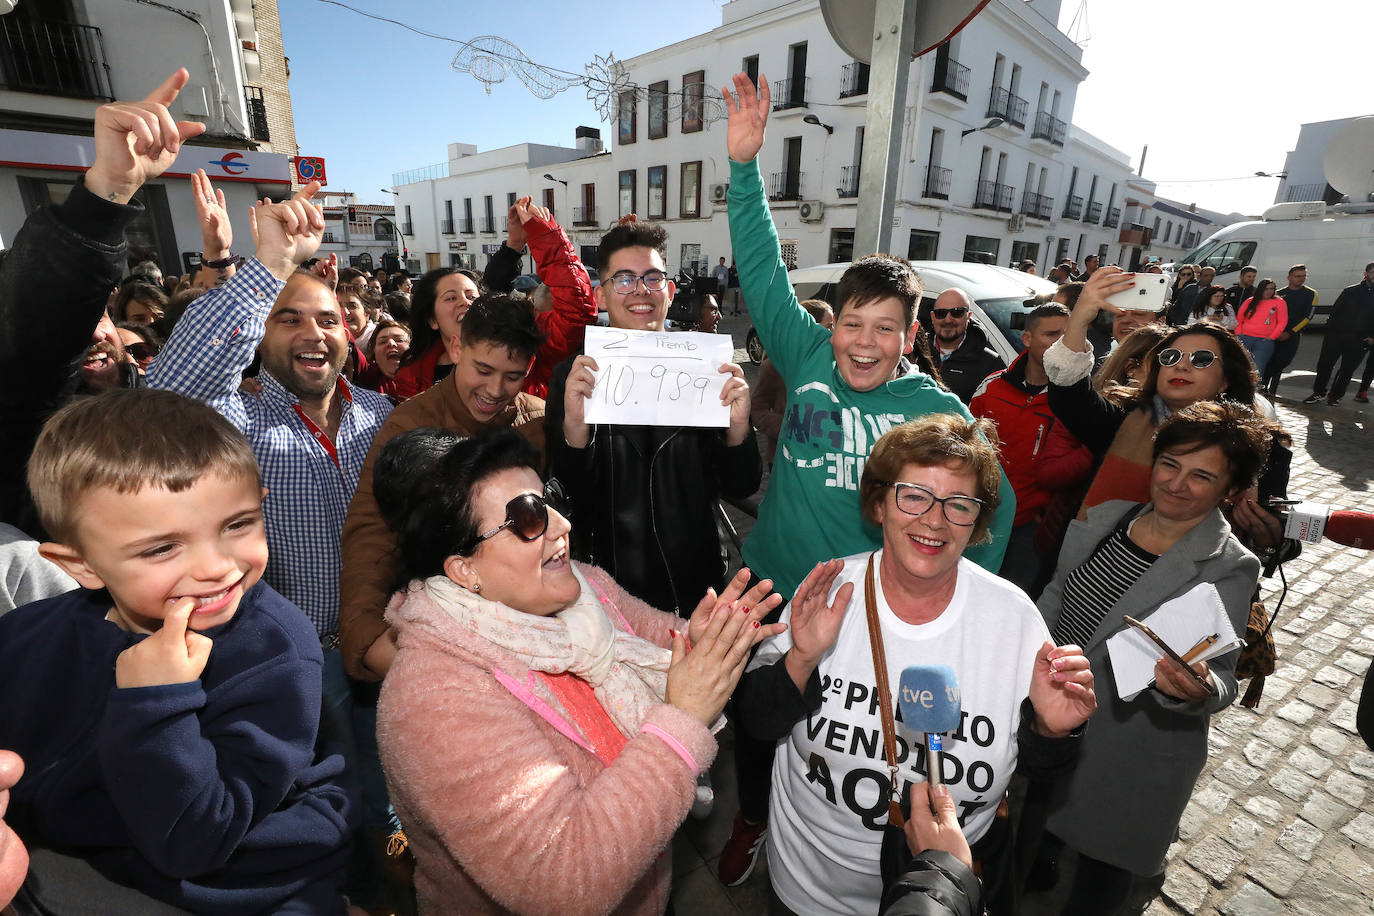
[597,222,669,278]
[1193,284,1228,321]
[799,298,834,325]
[1242,279,1278,320]
[1057,281,1085,310]
[908,328,942,386]
[153,286,204,339]
[338,266,368,287]
[115,321,163,348]
[384,291,411,323]
[403,267,482,366]
[1171,264,1198,293]
[1152,400,1285,492]
[1131,323,1257,409]
[356,287,385,319]
[374,427,540,586]
[1094,323,1169,397]
[459,295,545,363]
[834,254,922,327]
[366,318,410,365]
[1026,302,1070,333]
[114,279,169,323]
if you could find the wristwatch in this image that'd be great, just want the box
[202,253,244,269]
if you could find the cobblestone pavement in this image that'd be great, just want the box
[671,321,1374,914]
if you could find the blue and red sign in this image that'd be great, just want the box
[210,151,249,175]
[292,156,327,185]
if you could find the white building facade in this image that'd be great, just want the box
[0,0,296,271]
[394,0,1196,279]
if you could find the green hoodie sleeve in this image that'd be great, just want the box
[727,157,829,383]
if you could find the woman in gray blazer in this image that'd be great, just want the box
[1035,401,1276,914]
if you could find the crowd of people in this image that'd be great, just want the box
[1,67,1373,916]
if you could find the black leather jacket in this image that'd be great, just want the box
[0,177,142,536]
[546,350,763,616]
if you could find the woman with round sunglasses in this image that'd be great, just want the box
[736,414,1096,916]
[1043,268,1293,561]
[1234,278,1287,377]
[1033,401,1277,915]
[370,426,785,915]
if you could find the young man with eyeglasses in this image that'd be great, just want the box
[546,220,761,619]
[927,288,1004,404]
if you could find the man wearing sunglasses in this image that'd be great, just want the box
[925,289,1004,405]
[546,220,761,620]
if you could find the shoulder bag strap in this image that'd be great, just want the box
[863,552,905,828]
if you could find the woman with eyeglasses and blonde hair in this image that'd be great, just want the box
[372,426,785,915]
[736,414,1097,916]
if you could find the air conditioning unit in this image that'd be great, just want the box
[709,183,729,203]
[799,200,824,222]
[1007,214,1026,233]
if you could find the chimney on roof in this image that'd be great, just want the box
[575,126,603,155]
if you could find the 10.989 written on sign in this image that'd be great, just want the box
[583,327,732,428]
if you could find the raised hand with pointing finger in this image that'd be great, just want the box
[86,68,206,205]
[250,182,325,281]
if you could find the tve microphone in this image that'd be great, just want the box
[897,665,961,786]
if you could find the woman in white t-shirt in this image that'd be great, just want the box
[736,414,1098,916]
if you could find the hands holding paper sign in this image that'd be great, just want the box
[563,327,751,446]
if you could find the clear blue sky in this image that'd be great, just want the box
[281,0,1359,216]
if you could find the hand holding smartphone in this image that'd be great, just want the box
[1104,273,1169,314]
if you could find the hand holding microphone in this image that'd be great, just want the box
[1267,499,1374,549]
[897,665,961,786]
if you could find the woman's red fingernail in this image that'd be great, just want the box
[669,629,678,639]
[754,621,761,628]
[742,605,751,614]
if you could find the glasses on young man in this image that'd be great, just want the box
[931,307,969,319]
[884,482,985,527]
[126,342,160,361]
[1157,347,1218,369]
[608,271,669,294]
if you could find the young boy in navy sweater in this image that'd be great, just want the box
[0,388,355,914]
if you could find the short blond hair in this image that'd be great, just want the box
[859,414,1002,545]
[28,389,260,544]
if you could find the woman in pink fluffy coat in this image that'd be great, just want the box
[371,427,785,915]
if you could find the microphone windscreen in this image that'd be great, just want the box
[897,664,961,735]
[1325,510,1374,549]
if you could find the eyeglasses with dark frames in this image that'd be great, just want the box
[1157,347,1217,369]
[884,481,985,527]
[467,491,551,551]
[608,271,669,294]
[931,307,969,319]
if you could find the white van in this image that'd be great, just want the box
[769,260,1059,366]
[1176,202,1374,320]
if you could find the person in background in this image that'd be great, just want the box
[712,255,731,296]
[393,267,483,400]
[971,303,1072,592]
[338,266,368,292]
[1018,259,1038,274]
[384,290,411,324]
[365,320,410,385]
[728,259,743,315]
[1259,264,1315,399]
[1189,285,1234,331]
[927,288,1003,404]
[1076,254,1099,281]
[113,278,167,326]
[115,321,161,375]
[1304,264,1374,407]
[699,293,723,333]
[1233,278,1287,379]
[1224,266,1258,314]
[752,299,834,468]
[1197,266,1216,289]
[1166,265,1199,326]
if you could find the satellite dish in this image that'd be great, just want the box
[821,0,992,63]
[1323,117,1374,202]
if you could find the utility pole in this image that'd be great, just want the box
[853,0,919,257]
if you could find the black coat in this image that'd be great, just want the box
[546,350,763,615]
[932,323,1004,405]
[0,177,142,537]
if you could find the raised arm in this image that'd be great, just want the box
[522,201,597,370]
[722,74,828,383]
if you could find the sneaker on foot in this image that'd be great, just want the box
[717,812,768,886]
[1302,393,1325,404]
[1357,391,1370,404]
[1328,398,1341,406]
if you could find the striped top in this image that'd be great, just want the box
[1053,525,1159,647]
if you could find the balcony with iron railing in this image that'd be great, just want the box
[0,16,113,100]
[1062,195,1084,220]
[974,180,1014,213]
[1084,201,1103,224]
[770,77,809,111]
[1020,191,1054,221]
[440,219,455,235]
[923,165,952,200]
[1031,110,1066,146]
[573,206,598,226]
[373,225,393,241]
[459,218,475,234]
[1119,224,1152,246]
[930,56,969,101]
[768,170,804,201]
[1103,208,1121,229]
[986,87,1028,128]
[838,165,860,198]
[480,217,496,233]
[244,86,270,142]
[839,62,869,98]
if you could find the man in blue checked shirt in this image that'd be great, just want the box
[146,181,392,895]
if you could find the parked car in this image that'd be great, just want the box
[742,260,1060,365]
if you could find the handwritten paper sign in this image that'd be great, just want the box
[583,327,732,428]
